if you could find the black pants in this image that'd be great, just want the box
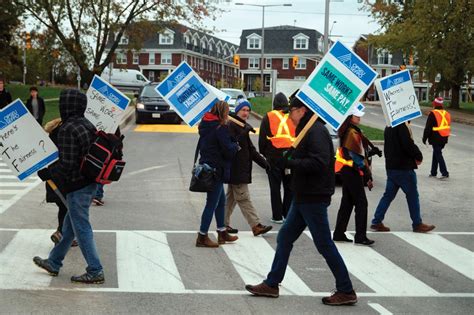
[334,167,368,241]
[267,159,293,220]
[56,201,68,232]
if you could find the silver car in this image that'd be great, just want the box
[220,88,247,111]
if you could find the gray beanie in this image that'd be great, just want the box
[272,92,288,110]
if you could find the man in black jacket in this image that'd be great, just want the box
[225,100,272,236]
[371,122,435,233]
[25,86,46,125]
[33,89,105,284]
[0,78,13,109]
[246,98,357,306]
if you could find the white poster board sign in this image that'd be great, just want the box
[85,75,130,133]
[296,41,378,130]
[155,62,219,127]
[0,100,58,180]
[206,83,231,103]
[375,70,421,127]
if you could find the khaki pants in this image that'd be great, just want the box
[225,184,260,228]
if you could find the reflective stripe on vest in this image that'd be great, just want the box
[266,110,296,148]
[334,147,353,173]
[432,109,451,137]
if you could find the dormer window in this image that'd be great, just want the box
[159,29,174,45]
[377,49,392,65]
[118,34,128,45]
[293,33,309,50]
[247,33,261,50]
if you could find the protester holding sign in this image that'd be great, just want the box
[0,77,12,109]
[33,89,105,284]
[370,122,436,233]
[195,101,240,248]
[246,98,357,306]
[25,86,46,125]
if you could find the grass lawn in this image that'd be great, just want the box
[420,101,474,113]
[250,97,384,140]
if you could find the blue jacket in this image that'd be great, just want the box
[198,113,239,183]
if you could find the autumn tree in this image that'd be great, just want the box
[364,0,474,108]
[15,0,220,85]
[0,2,23,80]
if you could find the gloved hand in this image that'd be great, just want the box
[368,146,382,158]
[264,159,271,172]
[367,179,374,191]
[243,123,256,134]
[37,168,51,181]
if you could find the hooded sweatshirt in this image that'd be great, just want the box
[49,89,97,192]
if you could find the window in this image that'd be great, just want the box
[132,52,139,64]
[294,76,306,80]
[149,53,155,65]
[249,57,259,69]
[161,52,172,65]
[184,35,190,45]
[159,31,174,45]
[119,35,128,45]
[266,58,272,69]
[148,71,155,82]
[246,34,262,49]
[317,37,324,52]
[282,58,289,69]
[296,58,306,69]
[201,40,206,50]
[265,76,271,87]
[116,51,127,64]
[293,33,309,50]
[377,49,392,65]
[200,58,203,69]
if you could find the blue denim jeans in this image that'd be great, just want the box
[199,180,226,234]
[431,144,449,177]
[264,201,353,293]
[95,184,104,200]
[48,183,103,276]
[372,169,422,228]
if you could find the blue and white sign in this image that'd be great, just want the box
[375,70,421,127]
[85,75,130,133]
[156,62,219,127]
[296,41,378,130]
[0,99,58,181]
[206,83,231,103]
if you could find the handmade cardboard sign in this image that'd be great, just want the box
[375,70,421,127]
[0,99,58,180]
[85,75,130,133]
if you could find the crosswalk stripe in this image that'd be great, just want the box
[304,231,439,296]
[0,189,25,195]
[393,232,474,280]
[0,183,31,187]
[116,231,185,293]
[0,175,17,179]
[0,178,41,214]
[0,229,55,289]
[219,232,313,295]
[0,169,11,173]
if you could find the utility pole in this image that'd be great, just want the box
[77,65,81,90]
[23,33,27,85]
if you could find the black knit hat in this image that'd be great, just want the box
[272,92,288,110]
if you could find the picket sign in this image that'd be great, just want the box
[0,99,58,181]
[85,75,130,133]
[374,70,422,127]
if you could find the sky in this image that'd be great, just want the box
[193,0,381,47]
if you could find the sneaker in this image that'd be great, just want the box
[413,223,435,233]
[252,224,272,236]
[322,290,357,306]
[333,235,353,243]
[354,238,375,246]
[370,223,390,232]
[271,218,284,224]
[226,226,239,234]
[439,175,449,180]
[245,282,279,298]
[429,174,437,178]
[92,198,104,206]
[33,257,58,276]
[71,271,105,284]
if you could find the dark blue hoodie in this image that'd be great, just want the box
[198,112,239,183]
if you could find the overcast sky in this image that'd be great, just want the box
[189,0,380,47]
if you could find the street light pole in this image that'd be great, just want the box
[323,0,330,54]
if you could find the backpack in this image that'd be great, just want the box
[80,130,126,184]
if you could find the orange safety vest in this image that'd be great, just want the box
[431,109,451,137]
[266,110,296,148]
[334,147,353,173]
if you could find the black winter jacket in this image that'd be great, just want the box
[384,123,423,170]
[228,115,267,184]
[0,89,12,109]
[25,96,46,125]
[422,107,449,146]
[286,112,335,203]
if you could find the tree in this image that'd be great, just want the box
[364,0,474,108]
[0,2,23,80]
[252,77,262,93]
[16,0,220,85]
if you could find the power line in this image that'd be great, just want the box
[229,8,370,16]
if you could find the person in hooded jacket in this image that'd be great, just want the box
[25,86,46,125]
[225,99,273,236]
[196,101,240,248]
[34,89,104,284]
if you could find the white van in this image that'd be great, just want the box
[101,67,150,90]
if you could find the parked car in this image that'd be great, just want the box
[101,67,150,90]
[220,88,247,111]
[135,83,181,124]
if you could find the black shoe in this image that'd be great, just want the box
[333,235,353,243]
[71,271,105,284]
[354,238,375,246]
[226,225,239,234]
[33,256,58,276]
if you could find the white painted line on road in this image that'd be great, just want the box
[305,231,438,296]
[369,112,380,116]
[116,231,185,293]
[0,175,17,179]
[123,165,169,178]
[0,182,31,187]
[0,229,55,289]
[0,169,11,173]
[0,189,24,195]
[368,303,393,315]
[394,232,474,280]
[220,231,313,296]
[0,178,41,214]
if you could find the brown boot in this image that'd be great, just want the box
[196,233,219,248]
[413,223,435,233]
[252,223,273,236]
[217,230,238,244]
[245,282,279,298]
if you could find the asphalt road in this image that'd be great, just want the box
[0,111,473,314]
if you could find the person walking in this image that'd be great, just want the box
[25,86,46,125]
[196,101,240,248]
[333,107,380,246]
[225,99,273,236]
[33,89,105,284]
[370,122,436,233]
[422,96,451,180]
[258,92,295,223]
[246,98,357,306]
[0,77,13,109]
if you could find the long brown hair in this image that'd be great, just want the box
[337,115,353,146]
[210,101,229,125]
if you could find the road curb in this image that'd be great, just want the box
[120,105,135,129]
